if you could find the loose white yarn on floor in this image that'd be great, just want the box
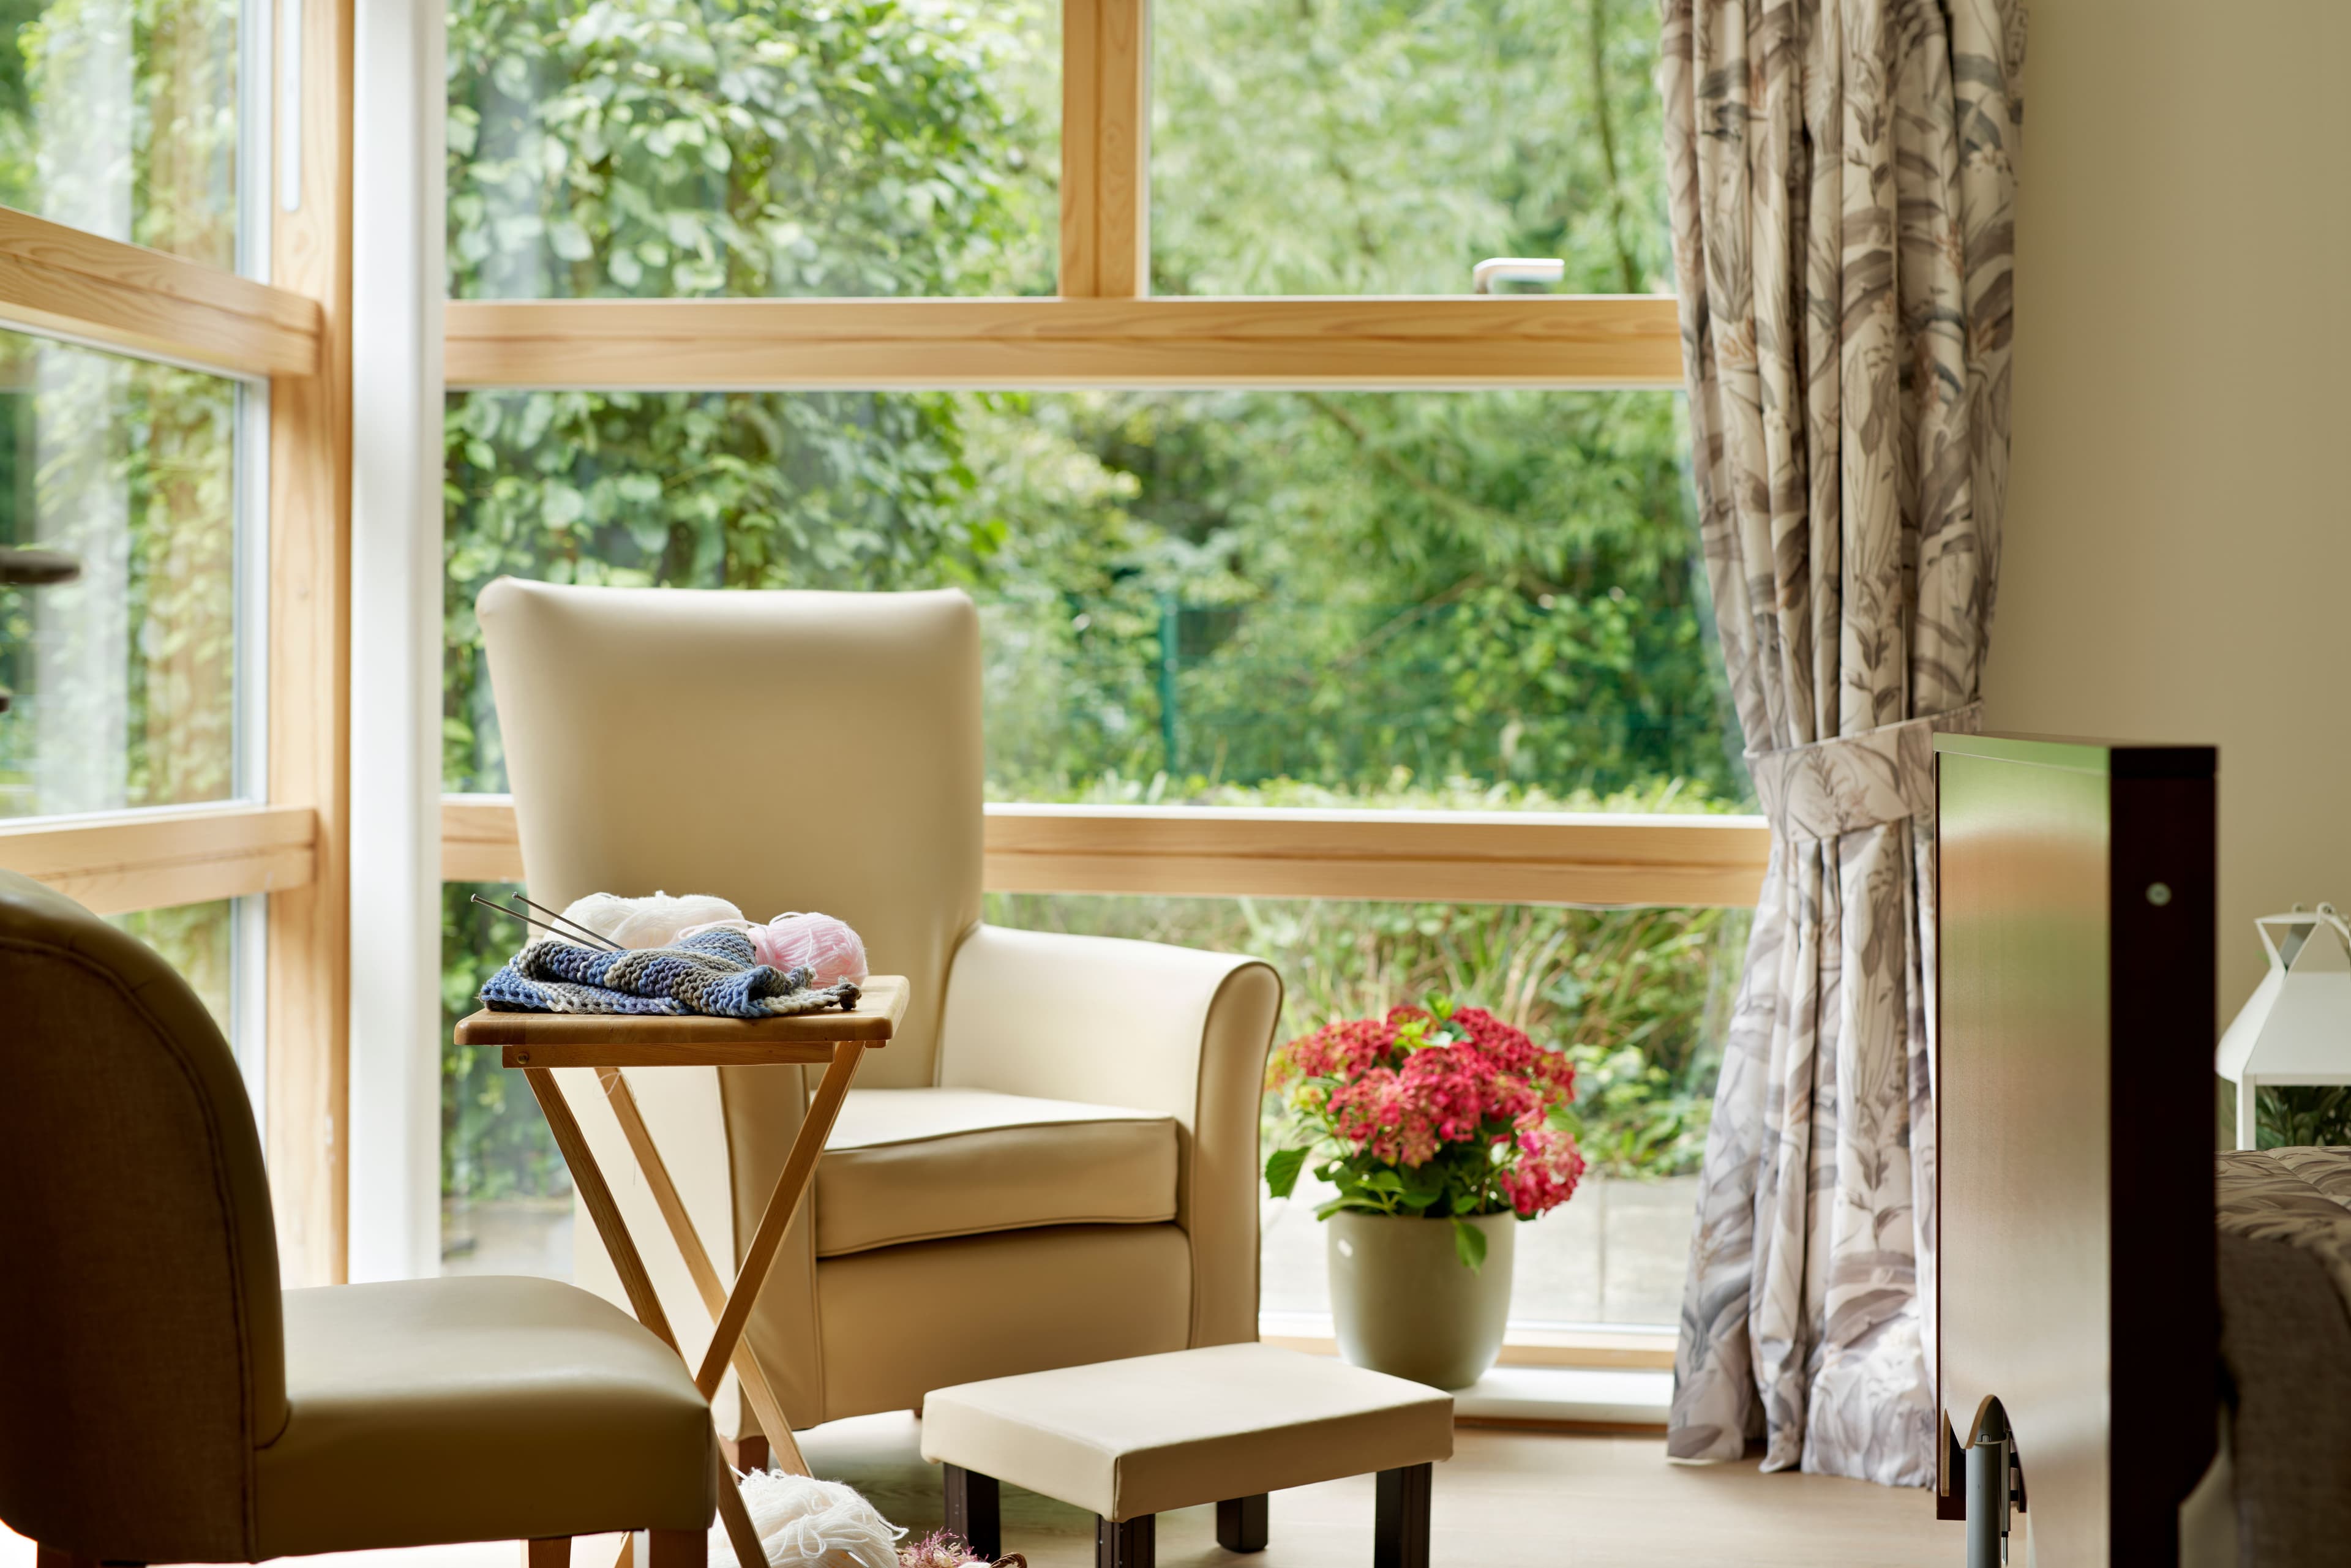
[709,1471,904,1568]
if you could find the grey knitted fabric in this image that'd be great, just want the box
[2219,1229,2351,1567]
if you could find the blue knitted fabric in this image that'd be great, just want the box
[479,926,860,1018]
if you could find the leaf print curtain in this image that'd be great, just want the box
[1659,0,2026,1484]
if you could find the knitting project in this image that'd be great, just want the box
[479,926,861,1018]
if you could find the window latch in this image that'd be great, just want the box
[1472,258,1565,294]
[0,546,81,587]
[0,548,81,715]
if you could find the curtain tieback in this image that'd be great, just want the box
[1747,702,1984,842]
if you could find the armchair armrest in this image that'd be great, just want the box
[935,924,1283,1346]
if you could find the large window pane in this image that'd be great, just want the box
[433,879,1747,1312]
[0,331,241,817]
[441,880,574,1277]
[0,0,242,266]
[989,890,1747,1329]
[444,388,1744,808]
[440,381,1744,1304]
[109,898,259,1117]
[1150,0,1671,298]
[111,897,233,1027]
[446,0,1058,300]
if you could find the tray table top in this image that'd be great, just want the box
[454,973,906,1068]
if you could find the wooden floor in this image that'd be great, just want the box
[804,1412,1951,1568]
[0,1415,1952,1568]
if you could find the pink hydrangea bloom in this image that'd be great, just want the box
[1328,1068,1442,1166]
[1266,1002,1585,1217]
[1499,1125,1587,1217]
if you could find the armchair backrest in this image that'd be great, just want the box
[477,579,984,1087]
[0,869,286,1562]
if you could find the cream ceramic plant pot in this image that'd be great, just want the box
[1325,1210,1515,1390]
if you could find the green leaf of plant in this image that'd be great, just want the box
[1264,1145,1308,1199]
[1451,1215,1488,1272]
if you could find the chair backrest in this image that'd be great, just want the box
[478,579,984,1088]
[0,869,285,1562]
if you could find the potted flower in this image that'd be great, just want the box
[1263,999,1585,1389]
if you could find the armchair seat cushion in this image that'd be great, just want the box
[816,1088,1179,1257]
[254,1276,715,1557]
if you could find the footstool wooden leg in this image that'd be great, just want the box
[1096,1514,1155,1568]
[1374,1464,1431,1568]
[944,1464,1002,1560]
[1216,1494,1269,1553]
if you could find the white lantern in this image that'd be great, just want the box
[2216,904,2351,1148]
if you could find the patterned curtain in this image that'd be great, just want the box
[1659,0,2026,1484]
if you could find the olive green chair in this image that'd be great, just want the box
[0,868,717,1568]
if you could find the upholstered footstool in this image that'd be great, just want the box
[920,1343,1453,1568]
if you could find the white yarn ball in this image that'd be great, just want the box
[559,891,746,950]
[710,1471,904,1568]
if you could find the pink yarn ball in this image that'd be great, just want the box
[750,912,868,985]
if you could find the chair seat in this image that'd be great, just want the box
[816,1088,1178,1257]
[253,1276,714,1558]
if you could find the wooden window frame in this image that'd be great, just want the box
[444,295,1682,391]
[437,0,1714,915]
[0,207,320,376]
[0,803,315,912]
[264,0,354,1288]
[0,0,353,1283]
[442,796,1769,911]
[442,0,1683,391]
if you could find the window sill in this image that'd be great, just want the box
[1259,1310,1674,1371]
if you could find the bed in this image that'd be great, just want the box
[1937,733,2351,1566]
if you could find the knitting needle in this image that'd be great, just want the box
[468,893,623,951]
[512,892,626,951]
[500,895,623,951]
[467,894,583,947]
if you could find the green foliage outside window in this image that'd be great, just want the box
[0,0,242,819]
[440,0,1750,1212]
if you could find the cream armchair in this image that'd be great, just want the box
[478,579,1281,1449]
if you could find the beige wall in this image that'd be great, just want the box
[1986,0,2351,1011]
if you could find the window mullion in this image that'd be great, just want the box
[264,0,354,1290]
[1060,0,1150,298]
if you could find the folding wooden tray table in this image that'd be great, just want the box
[455,977,909,1568]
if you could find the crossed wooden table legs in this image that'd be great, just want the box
[457,978,909,1568]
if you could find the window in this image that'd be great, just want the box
[997,890,1746,1332]
[442,387,1730,805]
[113,899,237,1021]
[0,334,243,818]
[1151,0,1670,298]
[447,0,1059,299]
[0,0,352,1284]
[0,0,248,269]
[434,0,1759,1345]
